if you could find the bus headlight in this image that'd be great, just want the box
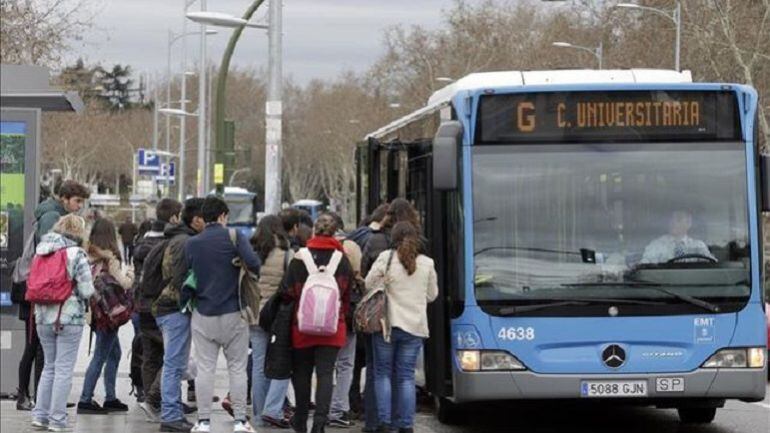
[702,348,765,368]
[457,350,526,371]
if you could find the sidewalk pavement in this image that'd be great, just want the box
[0,325,295,433]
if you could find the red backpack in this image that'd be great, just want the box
[25,249,74,328]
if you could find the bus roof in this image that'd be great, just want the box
[366,69,693,140]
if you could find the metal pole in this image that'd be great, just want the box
[674,0,681,71]
[206,63,214,191]
[265,0,283,214]
[179,0,188,199]
[597,42,603,70]
[166,30,172,154]
[152,76,159,152]
[197,0,208,196]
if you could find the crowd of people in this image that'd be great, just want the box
[12,178,438,433]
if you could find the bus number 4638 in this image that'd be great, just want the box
[498,327,535,341]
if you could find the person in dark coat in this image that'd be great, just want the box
[280,214,354,433]
[118,218,138,265]
[133,199,183,422]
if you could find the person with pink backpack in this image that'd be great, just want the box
[281,213,355,433]
[26,214,96,432]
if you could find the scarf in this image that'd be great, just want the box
[306,235,344,251]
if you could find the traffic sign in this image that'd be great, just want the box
[138,148,160,174]
[155,162,176,185]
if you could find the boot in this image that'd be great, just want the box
[16,388,33,411]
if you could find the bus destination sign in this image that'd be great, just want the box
[477,90,740,143]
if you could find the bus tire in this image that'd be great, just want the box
[435,396,464,425]
[677,407,717,423]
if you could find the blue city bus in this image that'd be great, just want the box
[292,199,324,221]
[356,70,768,424]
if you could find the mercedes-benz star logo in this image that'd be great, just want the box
[602,344,626,368]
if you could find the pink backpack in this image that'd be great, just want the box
[26,248,74,328]
[296,248,343,336]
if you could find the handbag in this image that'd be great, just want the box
[353,250,394,334]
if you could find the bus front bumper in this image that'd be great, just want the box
[452,366,767,403]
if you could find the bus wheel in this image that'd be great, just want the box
[435,396,464,425]
[677,407,717,423]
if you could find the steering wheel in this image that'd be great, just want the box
[666,253,717,264]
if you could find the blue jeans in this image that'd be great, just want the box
[79,328,121,403]
[156,312,191,423]
[33,325,83,428]
[250,326,290,424]
[372,328,423,429]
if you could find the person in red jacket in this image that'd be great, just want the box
[282,213,354,433]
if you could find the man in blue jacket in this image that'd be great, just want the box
[184,196,260,433]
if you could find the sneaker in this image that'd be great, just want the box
[139,401,162,423]
[262,414,290,429]
[190,420,211,433]
[77,400,109,414]
[327,413,354,428]
[31,420,48,430]
[16,388,33,411]
[182,402,198,414]
[47,425,74,432]
[233,420,256,433]
[160,419,194,432]
[103,399,129,412]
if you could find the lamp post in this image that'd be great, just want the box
[160,108,198,198]
[186,9,249,196]
[616,1,681,71]
[166,29,217,154]
[552,41,603,69]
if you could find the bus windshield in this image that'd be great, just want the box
[472,142,751,314]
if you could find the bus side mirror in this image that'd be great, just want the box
[762,154,770,212]
[433,121,463,191]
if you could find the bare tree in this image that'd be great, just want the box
[0,0,98,66]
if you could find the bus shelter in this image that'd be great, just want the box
[0,64,83,397]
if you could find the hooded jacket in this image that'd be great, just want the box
[153,223,197,318]
[33,232,95,326]
[34,198,68,243]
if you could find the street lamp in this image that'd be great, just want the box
[186,11,248,27]
[159,108,198,117]
[166,28,217,169]
[552,41,603,69]
[616,1,681,71]
[435,76,454,83]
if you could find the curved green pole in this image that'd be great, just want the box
[214,0,266,169]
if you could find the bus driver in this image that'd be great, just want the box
[641,210,716,264]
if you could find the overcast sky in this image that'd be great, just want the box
[72,0,452,84]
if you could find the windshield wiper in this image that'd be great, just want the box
[564,282,721,313]
[495,296,665,316]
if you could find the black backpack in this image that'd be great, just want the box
[140,239,171,306]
